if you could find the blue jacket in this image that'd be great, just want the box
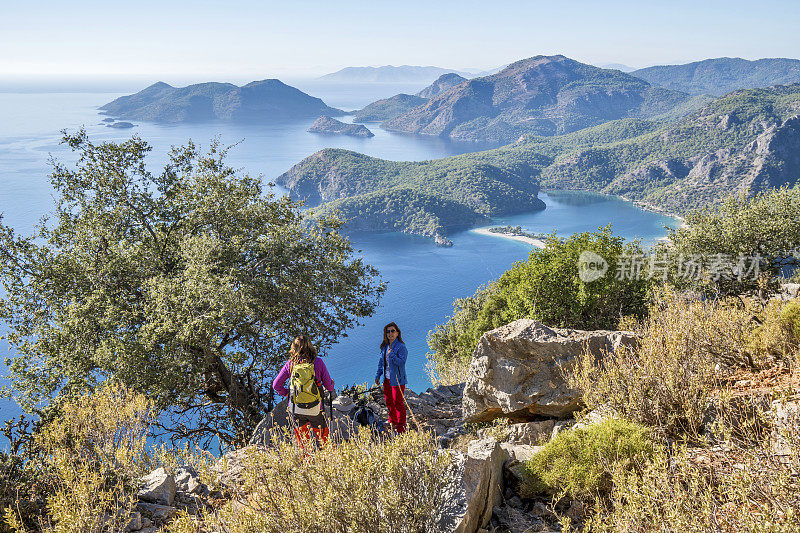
[375,339,408,386]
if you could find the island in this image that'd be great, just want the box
[106,121,135,129]
[307,116,374,137]
[99,79,343,123]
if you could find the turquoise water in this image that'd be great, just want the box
[0,87,679,434]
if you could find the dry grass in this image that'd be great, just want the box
[572,289,800,441]
[5,382,156,532]
[205,428,451,533]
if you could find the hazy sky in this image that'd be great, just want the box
[2,0,798,82]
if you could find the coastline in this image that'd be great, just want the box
[472,227,546,248]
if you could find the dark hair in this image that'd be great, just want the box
[380,322,404,349]
[289,335,318,366]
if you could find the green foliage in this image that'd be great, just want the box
[352,94,426,122]
[521,419,655,499]
[427,227,651,380]
[280,148,547,240]
[632,57,800,96]
[0,131,384,447]
[665,186,800,297]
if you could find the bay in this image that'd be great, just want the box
[0,85,678,438]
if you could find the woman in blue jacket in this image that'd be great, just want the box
[374,322,408,433]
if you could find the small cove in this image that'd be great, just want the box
[0,87,679,439]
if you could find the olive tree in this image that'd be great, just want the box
[0,131,384,447]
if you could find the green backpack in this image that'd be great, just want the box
[290,362,322,409]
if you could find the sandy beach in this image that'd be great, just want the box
[472,227,546,248]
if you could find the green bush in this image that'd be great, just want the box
[521,419,655,499]
[427,227,652,384]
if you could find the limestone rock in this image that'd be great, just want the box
[124,511,142,532]
[333,395,354,412]
[463,319,636,423]
[456,438,508,533]
[249,398,291,446]
[434,452,469,532]
[771,398,800,459]
[174,465,208,496]
[138,467,176,506]
[135,502,179,523]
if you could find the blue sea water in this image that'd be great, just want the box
[0,84,679,437]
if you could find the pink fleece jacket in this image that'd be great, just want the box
[272,357,335,397]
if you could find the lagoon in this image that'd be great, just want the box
[0,85,679,431]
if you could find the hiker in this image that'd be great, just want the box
[374,322,408,433]
[273,335,335,451]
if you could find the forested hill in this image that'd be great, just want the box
[279,85,800,237]
[380,55,692,143]
[276,149,546,244]
[100,79,343,122]
[541,85,800,212]
[632,57,800,96]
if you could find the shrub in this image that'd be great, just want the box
[748,298,800,369]
[207,429,451,533]
[521,419,655,500]
[427,227,652,384]
[665,186,800,298]
[426,284,496,386]
[5,382,156,532]
[570,289,787,440]
[584,441,800,532]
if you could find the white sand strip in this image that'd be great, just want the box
[472,228,545,248]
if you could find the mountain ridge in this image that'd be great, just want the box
[276,85,800,241]
[380,55,693,143]
[631,57,800,96]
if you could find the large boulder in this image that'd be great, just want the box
[463,319,636,423]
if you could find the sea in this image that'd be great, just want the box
[0,81,680,439]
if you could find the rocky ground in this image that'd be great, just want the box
[127,317,795,532]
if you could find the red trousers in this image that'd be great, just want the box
[383,379,406,433]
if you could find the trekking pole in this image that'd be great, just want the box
[397,386,421,432]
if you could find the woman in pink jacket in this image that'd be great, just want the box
[272,335,335,449]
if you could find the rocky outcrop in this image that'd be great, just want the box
[130,465,210,531]
[463,319,637,423]
[440,438,508,533]
[307,116,374,137]
[137,467,175,506]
